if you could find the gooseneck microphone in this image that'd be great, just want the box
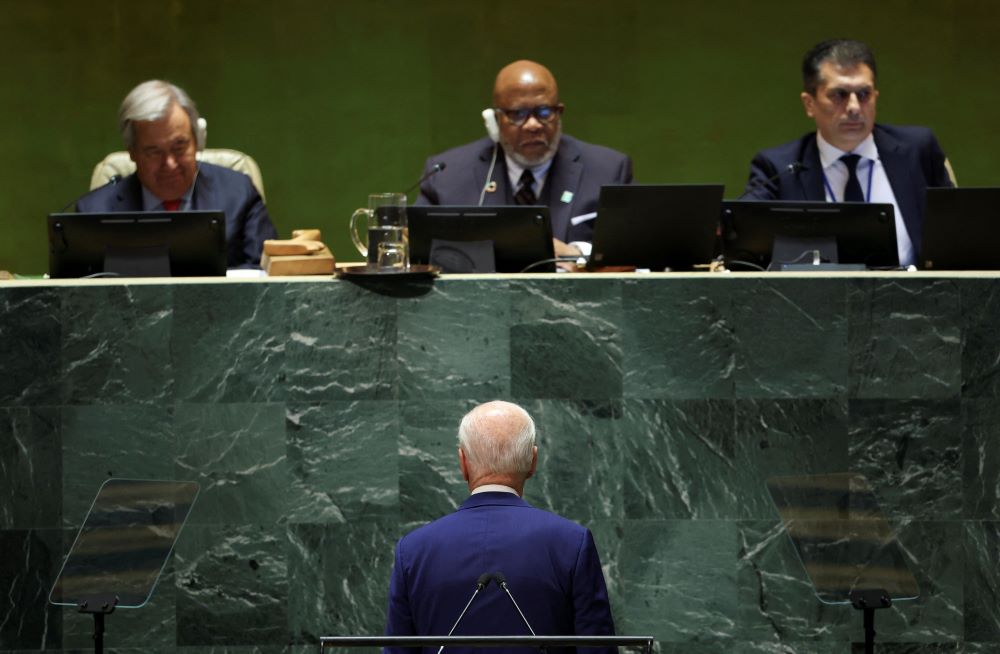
[436,572,494,654]
[741,161,806,197]
[406,162,447,195]
[493,572,537,636]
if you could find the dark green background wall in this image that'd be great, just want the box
[2,0,998,274]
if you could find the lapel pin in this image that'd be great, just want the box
[560,190,574,203]
[485,181,497,193]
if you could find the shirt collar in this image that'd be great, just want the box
[471,483,520,496]
[140,165,199,211]
[816,131,879,170]
[504,154,554,190]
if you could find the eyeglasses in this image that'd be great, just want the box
[494,105,563,126]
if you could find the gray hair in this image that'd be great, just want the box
[458,401,536,475]
[118,80,203,150]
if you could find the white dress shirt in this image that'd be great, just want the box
[816,132,914,267]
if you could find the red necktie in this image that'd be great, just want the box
[162,199,182,211]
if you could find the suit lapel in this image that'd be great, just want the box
[190,163,214,210]
[112,175,144,211]
[544,139,583,241]
[873,126,921,251]
[476,143,508,207]
[796,136,826,200]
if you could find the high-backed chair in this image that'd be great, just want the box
[89,148,266,202]
[944,158,958,187]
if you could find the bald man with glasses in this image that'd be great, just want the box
[415,60,633,259]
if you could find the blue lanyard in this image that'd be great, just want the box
[822,158,875,202]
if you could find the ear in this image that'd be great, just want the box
[800,92,815,118]
[524,446,538,480]
[459,448,470,482]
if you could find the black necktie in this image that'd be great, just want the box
[840,154,864,202]
[514,169,537,205]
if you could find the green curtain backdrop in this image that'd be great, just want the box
[1,0,997,274]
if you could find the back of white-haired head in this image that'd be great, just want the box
[458,401,536,475]
[119,80,203,150]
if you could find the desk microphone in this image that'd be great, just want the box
[436,572,493,654]
[493,572,537,636]
[741,162,806,198]
[58,175,122,213]
[406,162,447,195]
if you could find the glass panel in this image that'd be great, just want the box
[49,478,199,608]
[766,473,918,605]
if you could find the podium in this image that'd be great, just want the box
[320,635,654,653]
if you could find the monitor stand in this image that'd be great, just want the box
[104,245,170,276]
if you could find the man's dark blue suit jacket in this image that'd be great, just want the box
[741,123,953,257]
[76,162,277,268]
[386,492,615,654]
[416,135,633,243]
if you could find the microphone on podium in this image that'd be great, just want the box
[493,572,537,636]
[436,572,494,654]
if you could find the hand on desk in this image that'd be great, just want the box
[553,238,583,272]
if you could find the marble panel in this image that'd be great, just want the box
[848,279,961,400]
[0,407,61,529]
[398,399,475,530]
[286,519,397,645]
[397,280,511,400]
[622,278,735,399]
[510,279,622,400]
[176,648,290,654]
[523,399,624,523]
[735,399,851,519]
[60,404,175,528]
[964,521,1000,642]
[964,400,1000,520]
[588,519,626,634]
[848,400,962,522]
[960,279,1000,399]
[0,529,62,650]
[174,524,288,646]
[0,287,60,406]
[622,399,738,519]
[283,282,397,402]
[174,403,287,526]
[621,519,737,644]
[172,283,286,403]
[732,278,848,399]
[60,284,174,405]
[285,401,399,524]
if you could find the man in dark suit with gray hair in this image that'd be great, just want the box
[76,79,277,268]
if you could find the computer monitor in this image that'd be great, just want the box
[720,200,898,270]
[921,187,1000,270]
[47,211,227,278]
[408,205,554,273]
[590,184,725,271]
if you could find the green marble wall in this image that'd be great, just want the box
[2,275,1000,654]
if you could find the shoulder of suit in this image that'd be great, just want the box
[426,136,497,164]
[76,172,139,210]
[872,123,939,146]
[198,160,253,183]
[754,132,815,161]
[558,133,630,163]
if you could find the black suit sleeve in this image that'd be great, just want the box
[231,180,277,268]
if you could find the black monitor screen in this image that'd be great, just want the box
[48,211,227,278]
[408,205,554,273]
[720,201,898,270]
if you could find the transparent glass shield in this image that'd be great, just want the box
[49,479,199,608]
[766,473,919,605]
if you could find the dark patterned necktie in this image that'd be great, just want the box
[840,154,864,202]
[514,169,537,205]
